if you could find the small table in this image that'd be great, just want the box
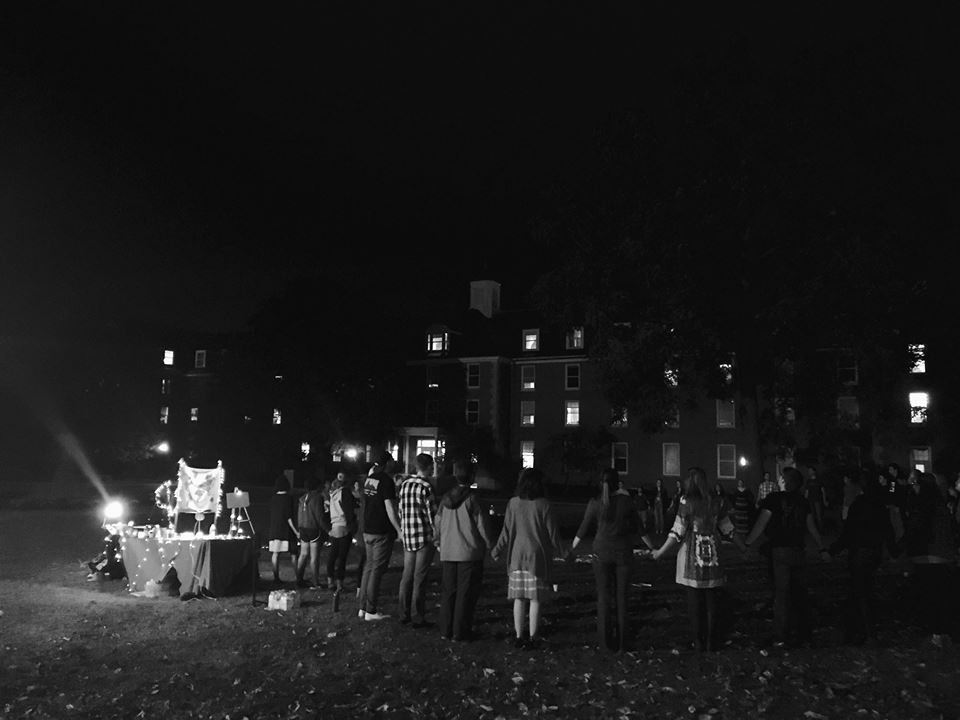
[121,534,258,598]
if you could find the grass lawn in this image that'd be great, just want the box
[2,503,960,719]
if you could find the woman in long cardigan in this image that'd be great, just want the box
[492,467,565,649]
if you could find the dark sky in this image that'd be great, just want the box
[2,6,958,336]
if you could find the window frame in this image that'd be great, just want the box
[465,399,480,425]
[520,400,536,426]
[522,328,540,351]
[521,441,535,469]
[565,363,581,390]
[521,365,536,391]
[716,399,736,428]
[564,399,580,426]
[612,442,628,473]
[717,443,737,479]
[566,326,584,350]
[909,391,929,424]
[466,363,480,389]
[194,349,206,369]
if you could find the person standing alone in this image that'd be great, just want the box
[398,453,439,627]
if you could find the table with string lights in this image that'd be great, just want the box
[120,529,258,599]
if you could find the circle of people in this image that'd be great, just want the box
[265,455,959,653]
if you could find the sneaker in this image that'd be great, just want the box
[364,612,390,622]
[358,609,366,619]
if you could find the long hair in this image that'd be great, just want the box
[683,466,714,520]
[599,467,620,521]
[516,467,545,500]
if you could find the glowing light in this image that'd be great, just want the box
[344,447,359,460]
[155,441,170,454]
[739,456,749,467]
[103,500,125,521]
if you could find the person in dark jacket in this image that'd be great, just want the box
[827,471,897,645]
[569,468,656,653]
[433,460,495,642]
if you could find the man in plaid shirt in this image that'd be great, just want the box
[398,453,439,627]
[756,471,778,507]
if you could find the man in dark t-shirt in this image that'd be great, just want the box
[358,456,402,620]
[745,467,828,646]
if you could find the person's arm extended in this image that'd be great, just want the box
[651,533,678,560]
[744,509,772,548]
[385,499,402,537]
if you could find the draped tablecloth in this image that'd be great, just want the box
[121,535,257,597]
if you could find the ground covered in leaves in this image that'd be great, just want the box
[2,507,959,719]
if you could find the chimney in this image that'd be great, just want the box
[469,280,501,318]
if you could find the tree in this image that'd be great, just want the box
[527,42,936,469]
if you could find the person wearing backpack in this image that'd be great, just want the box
[325,470,358,596]
[744,466,830,647]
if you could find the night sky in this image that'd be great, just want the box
[3,7,957,337]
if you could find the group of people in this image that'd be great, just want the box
[267,455,960,654]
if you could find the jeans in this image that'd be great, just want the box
[360,533,393,613]
[326,535,352,583]
[399,544,436,622]
[771,546,809,643]
[439,560,484,639]
[593,549,633,652]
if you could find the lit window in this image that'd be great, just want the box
[566,327,584,350]
[426,332,448,353]
[190,407,199,423]
[272,408,282,425]
[416,439,446,464]
[160,406,169,425]
[717,444,737,479]
[565,364,581,390]
[466,363,480,388]
[522,329,539,351]
[521,441,535,469]
[612,442,628,473]
[837,352,858,385]
[837,396,860,429]
[565,400,580,426]
[716,399,735,428]
[425,399,440,424]
[909,344,926,374]
[161,378,171,395]
[611,408,628,427]
[194,350,206,369]
[466,399,480,425]
[909,392,929,424]
[274,375,283,382]
[910,446,932,473]
[521,365,535,391]
[243,415,252,425]
[163,349,174,366]
[521,400,535,426]
[662,443,680,477]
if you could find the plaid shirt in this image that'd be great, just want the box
[398,475,438,551]
[756,479,778,504]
